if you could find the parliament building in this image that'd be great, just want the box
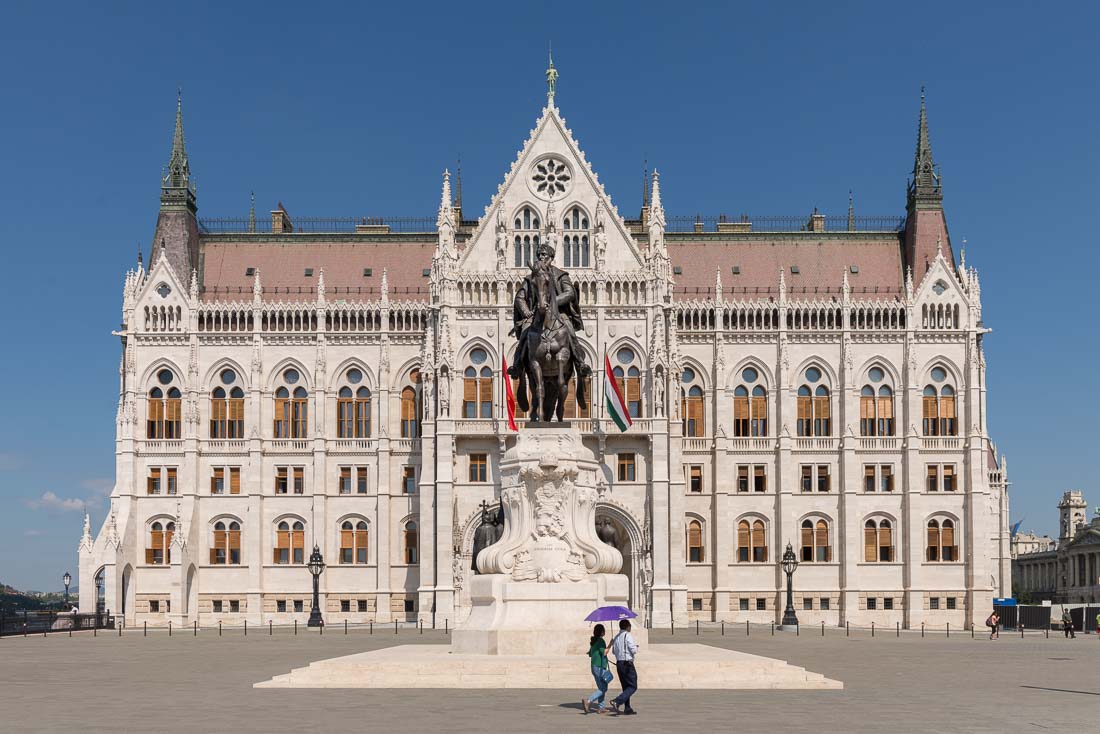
[78,71,1012,630]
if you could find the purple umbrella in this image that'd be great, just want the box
[585,605,638,622]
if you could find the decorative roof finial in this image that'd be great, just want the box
[380,267,389,303]
[316,268,326,304]
[455,156,463,210]
[248,191,256,233]
[165,89,191,190]
[252,267,262,304]
[642,157,650,209]
[911,85,940,196]
[842,268,850,300]
[714,269,723,304]
[137,244,143,270]
[546,44,558,103]
[936,235,944,260]
[847,189,855,231]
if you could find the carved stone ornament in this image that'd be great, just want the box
[476,428,622,583]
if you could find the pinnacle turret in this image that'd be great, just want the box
[160,91,197,215]
[909,87,941,203]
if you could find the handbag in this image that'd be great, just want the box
[599,666,614,684]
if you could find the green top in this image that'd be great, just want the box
[588,638,607,667]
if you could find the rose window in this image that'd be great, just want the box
[529,157,571,199]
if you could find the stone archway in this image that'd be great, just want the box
[594,503,646,615]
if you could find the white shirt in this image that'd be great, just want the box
[610,631,639,662]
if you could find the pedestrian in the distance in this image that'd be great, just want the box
[1095,610,1100,639]
[986,611,1000,640]
[1061,608,1075,638]
[582,624,612,714]
[608,619,639,715]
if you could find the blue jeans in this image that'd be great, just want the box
[588,665,610,706]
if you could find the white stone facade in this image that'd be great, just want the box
[79,94,1011,630]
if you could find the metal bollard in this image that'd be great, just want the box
[971,624,974,639]
[1021,625,1024,639]
[796,623,799,636]
[294,620,297,636]
[671,619,675,636]
[897,621,900,637]
[419,620,423,635]
[370,621,373,635]
[345,620,348,635]
[244,620,247,636]
[445,618,449,635]
[771,622,774,636]
[194,621,197,636]
[168,620,172,637]
[846,621,850,637]
[118,623,122,637]
[395,619,398,635]
[696,620,699,635]
[872,622,875,638]
[269,620,273,636]
[922,622,925,638]
[219,620,222,637]
[319,621,323,635]
[722,621,725,636]
[822,621,825,637]
[746,620,749,636]
[947,622,950,638]
[144,621,147,637]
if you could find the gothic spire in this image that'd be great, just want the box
[642,158,650,210]
[161,90,196,213]
[455,157,463,210]
[248,191,256,233]
[909,86,941,202]
[847,190,855,231]
[546,45,558,103]
[649,169,665,227]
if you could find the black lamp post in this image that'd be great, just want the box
[306,545,325,628]
[62,572,72,608]
[780,541,800,628]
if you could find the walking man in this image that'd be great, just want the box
[1061,607,1075,639]
[609,619,639,715]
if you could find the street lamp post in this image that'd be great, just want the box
[307,545,326,628]
[780,541,799,629]
[62,572,72,609]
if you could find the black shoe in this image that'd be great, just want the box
[623,708,637,715]
[608,702,621,714]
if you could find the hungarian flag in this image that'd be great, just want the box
[502,357,518,431]
[604,352,632,432]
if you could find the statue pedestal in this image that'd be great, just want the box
[453,425,643,655]
[452,573,644,655]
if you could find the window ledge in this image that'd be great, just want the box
[856,562,905,567]
[731,561,773,566]
[262,563,307,569]
[921,561,964,567]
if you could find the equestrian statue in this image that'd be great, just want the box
[507,241,592,422]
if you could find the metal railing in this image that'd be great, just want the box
[666,215,905,233]
[0,610,115,636]
[199,217,437,234]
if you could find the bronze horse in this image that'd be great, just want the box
[515,262,575,422]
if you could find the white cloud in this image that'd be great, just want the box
[25,491,86,512]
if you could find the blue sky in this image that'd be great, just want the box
[1,1,1097,590]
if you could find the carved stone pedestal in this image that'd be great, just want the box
[452,425,643,655]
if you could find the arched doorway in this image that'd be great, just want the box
[594,506,645,614]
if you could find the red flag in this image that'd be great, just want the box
[502,357,518,431]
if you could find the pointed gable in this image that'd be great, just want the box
[460,104,643,272]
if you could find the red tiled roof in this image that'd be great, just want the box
[668,237,905,300]
[200,240,436,302]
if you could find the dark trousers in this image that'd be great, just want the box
[613,660,638,708]
[1064,624,1075,638]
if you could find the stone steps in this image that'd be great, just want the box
[255,644,842,690]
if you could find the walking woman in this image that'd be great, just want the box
[582,624,612,714]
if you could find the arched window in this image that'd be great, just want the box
[463,350,493,419]
[146,520,175,565]
[733,367,768,437]
[926,518,958,562]
[403,521,419,564]
[612,347,642,419]
[800,518,832,562]
[273,368,308,438]
[210,371,246,439]
[680,366,704,437]
[864,518,894,562]
[922,367,958,436]
[340,520,369,564]
[147,369,181,439]
[274,520,305,564]
[513,206,541,267]
[400,369,421,437]
[737,519,768,563]
[562,205,590,267]
[796,366,830,437]
[687,519,704,563]
[210,520,241,565]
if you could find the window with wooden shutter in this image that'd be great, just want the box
[689,465,702,493]
[618,453,636,482]
[275,467,288,494]
[402,466,416,494]
[165,391,182,439]
[926,465,939,492]
[753,465,766,493]
[228,391,245,438]
[942,520,956,561]
[355,521,369,564]
[817,465,830,492]
[291,388,308,438]
[166,468,177,495]
[797,389,812,436]
[211,391,228,438]
[293,467,304,494]
[878,522,893,562]
[939,389,956,436]
[339,467,352,494]
[880,465,893,492]
[274,388,290,438]
[479,367,493,418]
[149,523,164,564]
[922,387,938,435]
[148,391,164,438]
[943,464,956,492]
[337,388,354,437]
[462,368,478,418]
[864,465,876,492]
[147,468,161,495]
[401,386,419,437]
[737,466,749,493]
[750,387,767,436]
[801,466,813,493]
[229,467,241,495]
[815,520,830,562]
[927,521,940,561]
[626,367,641,418]
[877,388,894,436]
[340,522,354,564]
[211,467,225,494]
[404,522,419,564]
[213,522,227,564]
[684,386,704,437]
[737,520,750,562]
[163,522,174,564]
[733,389,749,436]
[354,388,371,437]
[291,522,305,564]
[864,522,877,562]
[801,521,814,562]
[275,522,290,564]
[860,388,876,436]
[469,454,487,483]
[687,520,703,563]
[813,387,830,436]
[356,466,368,494]
[228,522,240,564]
[751,520,767,562]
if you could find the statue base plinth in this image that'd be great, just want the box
[452,573,645,656]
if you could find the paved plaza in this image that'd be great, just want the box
[1,627,1097,732]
